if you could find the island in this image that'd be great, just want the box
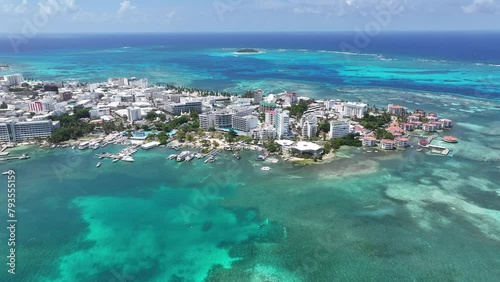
[0,64,10,69]
[0,74,458,167]
[235,48,260,54]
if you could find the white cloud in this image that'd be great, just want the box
[38,0,80,16]
[118,0,136,16]
[0,0,29,15]
[164,10,176,23]
[462,0,497,14]
[293,6,321,15]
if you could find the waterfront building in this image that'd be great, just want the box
[232,115,258,132]
[254,89,263,104]
[0,120,60,143]
[388,104,408,115]
[3,74,24,86]
[291,141,324,156]
[108,77,129,86]
[329,121,350,139]
[128,78,149,88]
[431,121,443,130]
[440,119,453,128]
[395,137,410,147]
[380,139,395,150]
[127,107,142,123]
[423,123,437,132]
[342,102,368,118]
[362,137,377,147]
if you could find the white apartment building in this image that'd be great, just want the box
[3,74,24,86]
[166,101,202,115]
[302,121,317,139]
[128,78,149,89]
[342,102,368,118]
[275,109,290,139]
[254,89,263,104]
[0,120,60,143]
[127,107,142,123]
[329,121,350,139]
[214,112,233,128]
[199,113,216,130]
[251,125,277,140]
[232,115,258,132]
[90,108,111,118]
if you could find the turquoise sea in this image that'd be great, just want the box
[0,33,500,281]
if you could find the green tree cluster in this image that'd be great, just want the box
[323,133,362,153]
[288,100,310,119]
[48,109,95,143]
[356,112,392,130]
[264,138,280,153]
[375,129,394,140]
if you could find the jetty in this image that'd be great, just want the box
[0,154,30,161]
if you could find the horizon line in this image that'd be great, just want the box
[0,30,499,35]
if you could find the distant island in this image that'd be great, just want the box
[236,48,260,54]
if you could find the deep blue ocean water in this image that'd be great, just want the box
[1,32,500,100]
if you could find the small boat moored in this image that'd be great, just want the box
[96,162,101,168]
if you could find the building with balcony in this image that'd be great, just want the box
[380,139,395,150]
[329,121,350,139]
[0,120,59,143]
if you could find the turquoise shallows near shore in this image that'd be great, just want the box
[0,88,499,281]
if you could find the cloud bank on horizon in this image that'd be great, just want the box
[0,0,498,33]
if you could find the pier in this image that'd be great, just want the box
[0,154,30,161]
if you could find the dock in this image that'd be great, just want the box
[425,145,451,156]
[0,154,30,161]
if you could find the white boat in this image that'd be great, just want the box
[122,156,134,162]
[90,142,100,150]
[96,162,101,168]
[205,156,216,163]
[261,167,271,171]
[141,141,160,150]
[167,154,178,160]
[185,154,194,162]
[113,158,120,163]
[71,146,76,150]
[177,151,190,162]
[78,141,90,150]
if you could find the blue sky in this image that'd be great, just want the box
[0,0,499,33]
